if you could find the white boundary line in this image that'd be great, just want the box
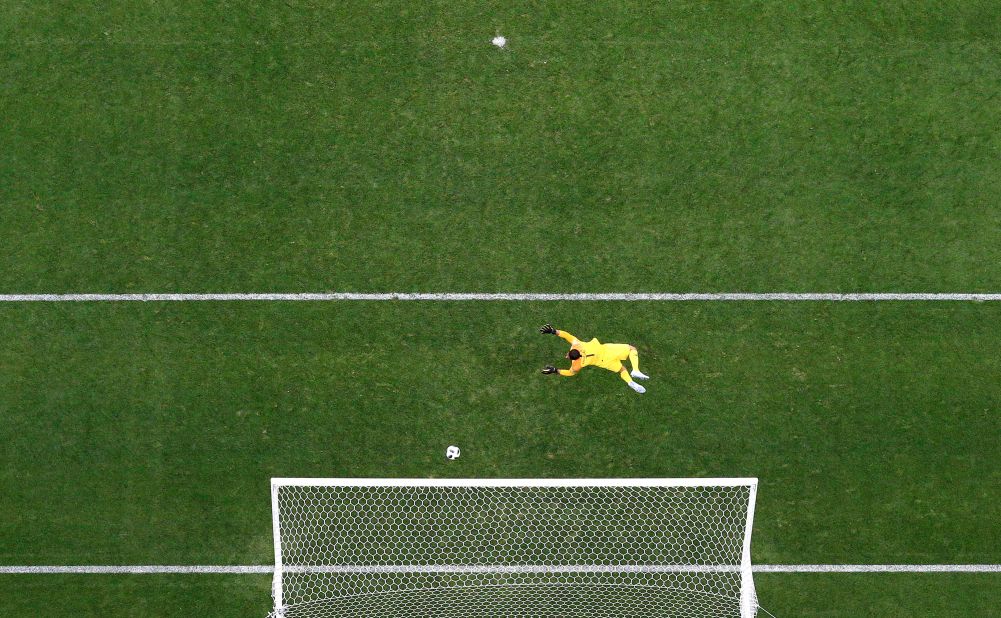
[0,566,273,574]
[0,564,998,574]
[753,564,1001,573]
[1,292,1001,302]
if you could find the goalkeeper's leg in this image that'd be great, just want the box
[618,366,646,394]
[628,345,649,380]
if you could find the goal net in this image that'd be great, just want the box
[269,478,758,618]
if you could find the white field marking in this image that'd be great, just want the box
[1,292,1001,302]
[753,564,1001,573]
[1,564,998,574]
[272,477,757,487]
[0,565,272,574]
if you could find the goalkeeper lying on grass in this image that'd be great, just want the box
[540,324,649,394]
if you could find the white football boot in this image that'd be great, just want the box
[628,381,646,394]
[630,369,650,380]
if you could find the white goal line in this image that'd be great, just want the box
[1,292,1001,302]
[1,564,998,574]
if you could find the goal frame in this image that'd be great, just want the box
[270,477,759,618]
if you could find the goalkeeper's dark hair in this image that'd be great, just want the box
[567,349,582,360]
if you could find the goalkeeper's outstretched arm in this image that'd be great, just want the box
[542,365,579,377]
[556,330,578,344]
[540,324,579,345]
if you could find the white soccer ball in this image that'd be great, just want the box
[445,445,461,460]
[491,36,507,48]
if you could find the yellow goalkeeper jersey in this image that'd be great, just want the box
[557,330,632,374]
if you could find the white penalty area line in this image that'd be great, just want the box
[1,564,999,574]
[2,293,1001,302]
[753,564,1001,573]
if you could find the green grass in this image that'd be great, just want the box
[4,575,270,616]
[2,0,1000,615]
[3,302,1000,614]
[4,574,999,617]
[2,302,999,565]
[2,1,1001,292]
[757,573,1001,617]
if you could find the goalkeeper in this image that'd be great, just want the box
[540,324,650,394]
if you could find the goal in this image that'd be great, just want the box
[268,478,759,618]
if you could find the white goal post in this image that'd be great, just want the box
[269,478,759,618]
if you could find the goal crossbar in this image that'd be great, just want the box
[272,477,758,488]
[277,564,746,574]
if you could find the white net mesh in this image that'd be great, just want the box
[269,480,758,618]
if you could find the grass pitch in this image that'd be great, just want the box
[2,302,999,614]
[1,1,1000,616]
[3,2,1001,293]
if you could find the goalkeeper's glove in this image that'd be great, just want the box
[541,365,557,375]
[540,324,557,335]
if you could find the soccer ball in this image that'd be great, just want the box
[445,445,461,460]
[491,36,507,48]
